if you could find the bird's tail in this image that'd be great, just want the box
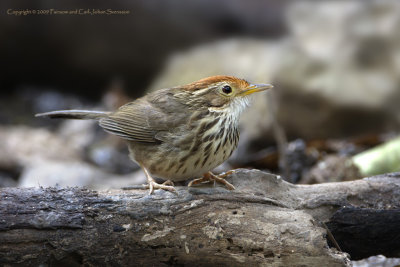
[35,110,111,120]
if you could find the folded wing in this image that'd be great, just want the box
[99,89,189,143]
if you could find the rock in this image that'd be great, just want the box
[87,141,139,174]
[276,1,400,139]
[0,126,144,189]
[352,255,400,267]
[18,159,145,189]
[56,119,98,151]
[19,160,104,188]
[300,155,362,184]
[0,126,81,167]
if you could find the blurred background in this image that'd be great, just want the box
[1,1,400,264]
[1,0,400,192]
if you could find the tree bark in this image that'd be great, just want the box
[1,169,400,266]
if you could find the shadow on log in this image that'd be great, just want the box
[326,207,400,260]
[1,169,400,266]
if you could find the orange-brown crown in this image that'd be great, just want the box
[183,75,250,91]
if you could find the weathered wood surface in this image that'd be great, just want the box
[1,169,400,266]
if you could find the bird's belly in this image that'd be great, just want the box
[152,143,236,181]
[129,128,239,181]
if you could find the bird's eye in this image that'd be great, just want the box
[221,85,232,95]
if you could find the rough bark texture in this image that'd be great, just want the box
[1,169,400,266]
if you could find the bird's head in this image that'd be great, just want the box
[176,75,273,115]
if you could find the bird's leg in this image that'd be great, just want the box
[188,171,235,190]
[141,165,176,194]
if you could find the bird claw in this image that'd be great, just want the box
[141,165,177,195]
[188,171,235,190]
[146,180,177,195]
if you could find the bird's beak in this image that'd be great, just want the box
[240,83,274,96]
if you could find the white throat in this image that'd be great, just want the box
[208,96,250,123]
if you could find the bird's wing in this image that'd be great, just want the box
[99,89,189,143]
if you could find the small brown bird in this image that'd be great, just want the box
[36,76,273,193]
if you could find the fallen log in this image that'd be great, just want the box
[1,169,399,266]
